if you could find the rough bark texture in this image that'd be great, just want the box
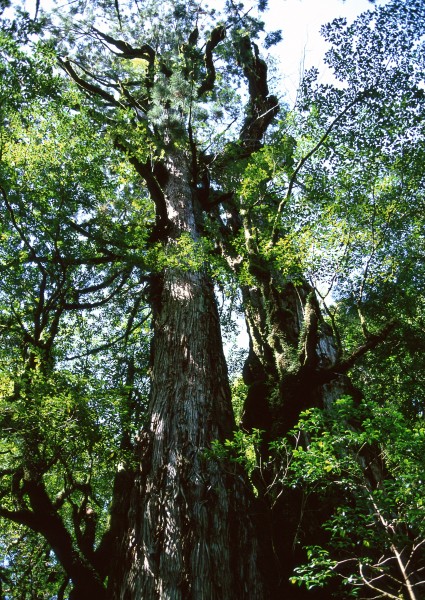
[107,150,264,599]
[210,190,356,596]
[241,266,350,438]
[237,255,355,599]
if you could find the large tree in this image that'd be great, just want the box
[1,0,425,598]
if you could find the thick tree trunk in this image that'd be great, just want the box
[239,261,355,599]
[107,150,264,599]
[241,270,350,438]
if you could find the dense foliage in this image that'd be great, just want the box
[0,0,424,598]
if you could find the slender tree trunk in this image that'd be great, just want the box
[107,150,264,599]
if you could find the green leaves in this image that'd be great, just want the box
[0,34,153,595]
[1,0,425,596]
[285,399,425,598]
[291,547,337,591]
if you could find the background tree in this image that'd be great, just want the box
[288,398,425,599]
[0,33,154,597]
[205,2,425,594]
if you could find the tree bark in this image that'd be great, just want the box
[107,150,264,599]
[237,255,355,599]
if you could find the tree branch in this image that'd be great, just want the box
[91,27,155,62]
[64,312,150,361]
[58,58,121,107]
[0,186,47,276]
[325,320,397,379]
[64,270,131,310]
[235,36,279,153]
[198,25,226,97]
[271,91,369,245]
[113,140,170,240]
[0,506,39,529]
[21,478,106,596]
[299,293,320,369]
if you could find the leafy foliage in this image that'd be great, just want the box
[1,0,425,597]
[0,32,152,596]
[287,399,425,599]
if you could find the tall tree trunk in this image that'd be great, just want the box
[107,150,264,599]
[237,254,354,599]
[241,275,350,438]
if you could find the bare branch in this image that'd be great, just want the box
[359,563,401,600]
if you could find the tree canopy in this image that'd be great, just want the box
[1,0,425,598]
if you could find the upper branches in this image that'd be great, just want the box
[235,34,279,152]
[197,25,226,97]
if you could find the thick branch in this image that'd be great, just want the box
[114,140,170,239]
[23,478,106,597]
[235,36,279,153]
[197,25,226,97]
[91,27,155,62]
[89,28,156,108]
[58,58,120,107]
[0,506,39,529]
[299,293,320,369]
[322,321,396,375]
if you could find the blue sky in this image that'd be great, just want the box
[264,0,385,103]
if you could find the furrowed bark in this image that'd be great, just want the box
[107,150,264,599]
[238,271,356,599]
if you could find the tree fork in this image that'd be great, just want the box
[107,149,265,599]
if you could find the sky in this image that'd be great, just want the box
[6,0,381,102]
[263,0,383,103]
